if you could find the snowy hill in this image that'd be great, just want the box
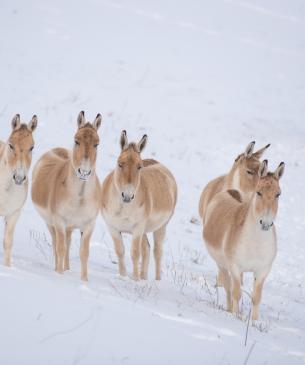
[0,0,305,364]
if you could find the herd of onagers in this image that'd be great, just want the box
[0,111,285,321]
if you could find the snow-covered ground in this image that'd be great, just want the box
[0,0,305,364]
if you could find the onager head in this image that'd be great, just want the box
[114,130,147,203]
[7,114,37,185]
[232,141,270,194]
[72,111,102,181]
[253,160,285,231]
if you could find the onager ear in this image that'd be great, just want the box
[77,111,86,129]
[138,134,147,153]
[11,114,21,131]
[253,143,270,159]
[120,130,128,150]
[244,141,255,158]
[258,159,268,178]
[28,115,38,132]
[274,162,285,180]
[93,114,102,131]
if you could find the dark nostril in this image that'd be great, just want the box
[23,176,26,182]
[131,194,135,200]
[260,220,263,225]
[88,170,92,175]
[78,168,81,174]
[13,174,16,180]
[122,192,125,198]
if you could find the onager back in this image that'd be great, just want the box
[203,160,285,320]
[101,131,177,280]
[0,114,37,266]
[31,111,102,281]
[199,141,270,224]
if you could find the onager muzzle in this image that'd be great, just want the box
[259,219,274,231]
[13,170,27,185]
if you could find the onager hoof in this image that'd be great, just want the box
[4,259,11,267]
[81,275,88,282]
[140,272,148,280]
[119,268,127,277]
[132,273,140,281]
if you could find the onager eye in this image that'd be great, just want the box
[29,146,34,152]
[75,140,80,146]
[94,143,99,148]
[275,193,281,199]
[118,163,123,168]
[256,191,262,197]
[137,165,142,170]
[247,170,254,175]
[9,143,14,151]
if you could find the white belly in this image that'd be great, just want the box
[103,203,146,233]
[60,203,98,230]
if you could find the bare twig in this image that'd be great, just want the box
[244,341,256,365]
[244,305,252,347]
[40,310,95,344]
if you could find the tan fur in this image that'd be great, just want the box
[100,132,177,280]
[31,112,102,281]
[203,161,284,320]
[199,142,270,287]
[0,114,37,266]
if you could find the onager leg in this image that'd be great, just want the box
[79,225,94,281]
[54,226,66,274]
[216,269,225,287]
[252,269,269,321]
[131,234,143,281]
[219,268,232,312]
[140,234,150,280]
[109,228,126,276]
[231,268,242,316]
[153,225,166,280]
[3,210,20,266]
[47,224,57,270]
[64,227,73,271]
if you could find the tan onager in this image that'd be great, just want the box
[203,160,285,320]
[0,114,37,266]
[101,131,177,280]
[199,141,270,286]
[31,111,102,280]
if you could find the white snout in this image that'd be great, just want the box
[13,164,27,185]
[76,159,92,181]
[259,211,275,231]
[121,184,135,203]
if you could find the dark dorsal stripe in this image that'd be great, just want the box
[227,189,242,203]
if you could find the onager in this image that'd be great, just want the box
[199,141,270,286]
[31,111,102,281]
[203,160,285,320]
[100,131,177,281]
[0,114,37,266]
[199,141,270,224]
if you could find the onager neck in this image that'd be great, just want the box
[226,163,240,190]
